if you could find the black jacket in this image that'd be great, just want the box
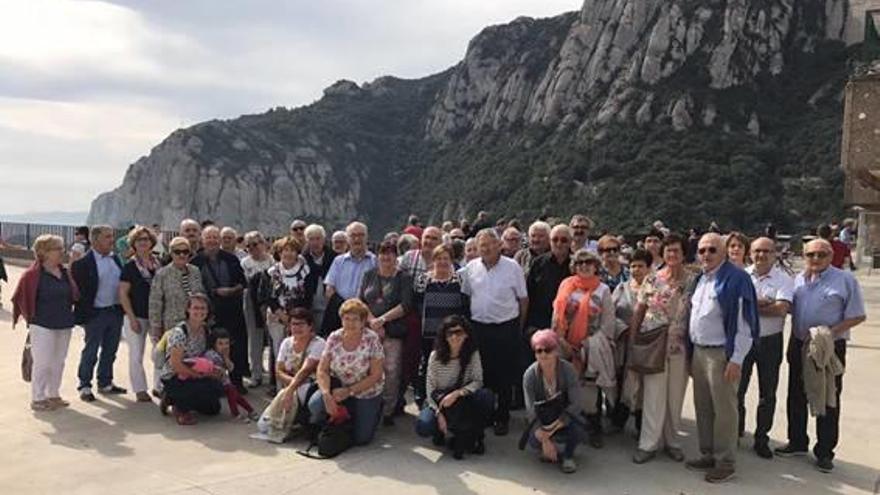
[72,250,123,325]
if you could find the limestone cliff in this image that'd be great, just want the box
[90,0,868,233]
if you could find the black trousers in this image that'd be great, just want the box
[163,377,223,415]
[737,332,784,445]
[472,319,520,424]
[785,337,846,459]
[414,337,436,406]
[213,295,248,386]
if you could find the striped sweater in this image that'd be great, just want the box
[425,350,483,411]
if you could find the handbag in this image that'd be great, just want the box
[628,324,668,374]
[21,332,33,383]
[534,392,566,426]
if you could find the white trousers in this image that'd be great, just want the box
[266,318,287,361]
[638,352,688,451]
[123,316,159,394]
[244,289,267,381]
[30,325,72,402]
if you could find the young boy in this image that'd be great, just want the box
[205,328,258,422]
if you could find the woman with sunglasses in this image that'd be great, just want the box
[598,234,629,293]
[119,225,161,402]
[416,316,492,459]
[551,248,615,448]
[149,236,206,396]
[523,329,585,473]
[627,233,695,464]
[240,231,274,388]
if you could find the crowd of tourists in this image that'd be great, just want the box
[6,213,865,483]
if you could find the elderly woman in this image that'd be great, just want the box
[240,231,274,388]
[725,231,750,268]
[331,231,349,255]
[598,234,630,293]
[416,316,492,459]
[308,299,384,446]
[522,330,585,474]
[258,236,317,394]
[628,233,695,464]
[551,249,615,448]
[358,241,412,426]
[148,236,205,395]
[464,238,478,263]
[159,293,223,425]
[119,226,160,403]
[12,235,79,411]
[256,308,326,442]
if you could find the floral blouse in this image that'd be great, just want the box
[322,329,385,399]
[160,323,207,380]
[636,269,695,346]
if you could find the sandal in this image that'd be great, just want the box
[48,397,70,408]
[31,400,54,412]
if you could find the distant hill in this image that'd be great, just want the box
[89,0,873,235]
[0,211,88,226]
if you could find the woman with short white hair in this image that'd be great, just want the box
[241,231,274,387]
[12,234,79,411]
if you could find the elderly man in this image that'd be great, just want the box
[220,226,247,260]
[290,219,307,244]
[514,221,551,275]
[400,226,443,280]
[570,214,598,253]
[303,224,337,333]
[73,225,127,401]
[685,233,760,483]
[775,239,865,473]
[525,224,573,334]
[738,237,794,459]
[191,226,249,391]
[500,227,522,259]
[449,227,466,242]
[331,230,349,255]
[459,228,528,436]
[323,222,376,335]
[179,218,201,253]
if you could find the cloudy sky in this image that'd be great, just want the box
[0,0,578,218]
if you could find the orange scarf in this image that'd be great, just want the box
[553,275,600,348]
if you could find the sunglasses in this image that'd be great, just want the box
[291,227,305,232]
[697,246,718,255]
[451,236,465,241]
[598,247,619,254]
[574,260,595,266]
[534,347,554,354]
[172,249,191,256]
[805,251,829,259]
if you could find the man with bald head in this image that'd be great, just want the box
[685,233,760,483]
[738,237,794,458]
[775,239,865,473]
[191,225,249,391]
[400,225,443,279]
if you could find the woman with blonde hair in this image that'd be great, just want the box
[119,226,160,402]
[12,234,79,411]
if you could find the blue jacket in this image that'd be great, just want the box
[687,261,761,360]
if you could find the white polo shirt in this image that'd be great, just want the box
[746,265,794,337]
[459,255,528,324]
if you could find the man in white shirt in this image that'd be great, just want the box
[459,228,528,436]
[685,233,759,483]
[739,237,793,459]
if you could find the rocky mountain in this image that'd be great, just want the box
[90,0,873,235]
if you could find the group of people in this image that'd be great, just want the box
[8,213,865,483]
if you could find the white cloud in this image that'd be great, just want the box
[0,0,581,215]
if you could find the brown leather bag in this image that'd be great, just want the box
[628,325,668,374]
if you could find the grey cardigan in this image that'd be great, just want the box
[522,358,584,424]
[148,263,205,334]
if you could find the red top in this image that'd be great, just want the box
[403,225,423,240]
[830,240,849,269]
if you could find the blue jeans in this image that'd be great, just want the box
[308,390,383,446]
[415,388,494,438]
[527,422,583,460]
[77,307,123,390]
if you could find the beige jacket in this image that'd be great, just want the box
[148,264,205,334]
[803,326,845,417]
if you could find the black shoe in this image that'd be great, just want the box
[79,389,96,402]
[432,431,445,447]
[235,383,248,395]
[98,384,127,395]
[159,394,170,416]
[816,457,834,473]
[588,432,604,449]
[754,442,773,459]
[774,444,808,457]
[471,436,486,455]
[493,421,509,436]
[382,416,395,427]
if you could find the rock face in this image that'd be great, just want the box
[90,0,862,233]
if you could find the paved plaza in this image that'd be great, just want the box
[0,263,878,495]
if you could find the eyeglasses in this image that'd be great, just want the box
[697,247,718,255]
[291,227,305,232]
[172,249,191,256]
[451,236,465,241]
[534,347,554,354]
[551,237,571,243]
[805,251,830,259]
[289,320,309,327]
[598,247,619,254]
[752,248,772,254]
